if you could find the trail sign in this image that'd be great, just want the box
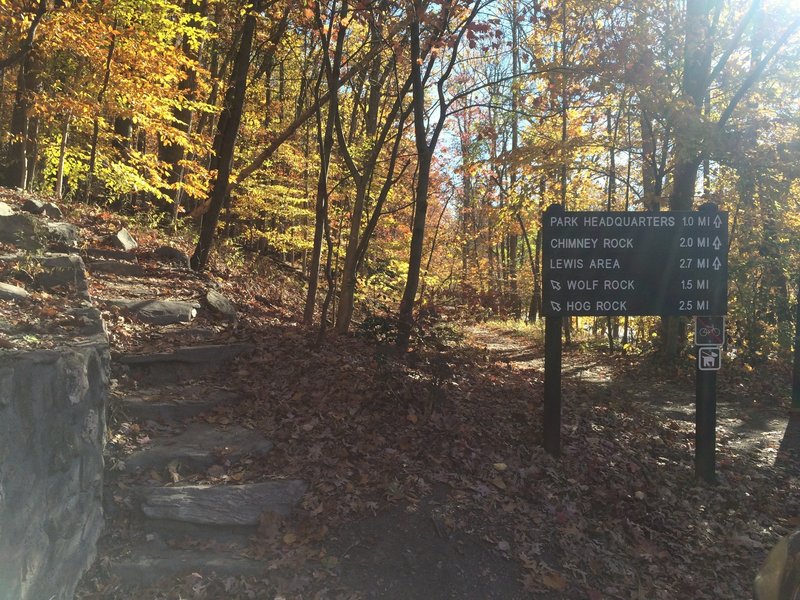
[698,347,722,371]
[543,204,728,316]
[695,316,725,346]
[540,204,729,482]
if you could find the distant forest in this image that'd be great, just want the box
[2,0,799,356]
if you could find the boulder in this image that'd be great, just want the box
[34,255,88,296]
[152,245,190,268]
[45,222,80,249]
[0,213,44,250]
[112,228,138,251]
[42,202,64,220]
[755,530,800,600]
[206,289,236,319]
[0,202,14,216]
[21,198,45,214]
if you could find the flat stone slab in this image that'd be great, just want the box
[108,544,265,588]
[122,384,239,422]
[108,299,198,325]
[116,343,254,384]
[86,260,144,277]
[85,248,137,262]
[118,343,254,366]
[125,423,273,472]
[0,282,29,300]
[140,480,308,525]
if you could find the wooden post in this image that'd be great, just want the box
[793,272,800,409]
[695,347,717,483]
[544,315,562,456]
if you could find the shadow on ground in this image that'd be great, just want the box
[323,488,527,600]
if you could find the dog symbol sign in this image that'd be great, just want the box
[698,347,722,371]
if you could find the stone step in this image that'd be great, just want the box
[124,423,273,473]
[139,480,308,526]
[106,298,198,325]
[86,260,145,277]
[115,342,254,384]
[84,248,137,262]
[120,383,239,422]
[107,541,265,588]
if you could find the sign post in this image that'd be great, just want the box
[541,204,728,482]
[695,348,718,482]
[794,271,800,409]
[543,316,562,456]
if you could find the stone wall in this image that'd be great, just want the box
[0,317,109,599]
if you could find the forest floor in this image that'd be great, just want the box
[76,286,798,599]
[13,201,787,599]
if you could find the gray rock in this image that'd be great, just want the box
[0,282,29,300]
[125,423,273,472]
[206,289,236,318]
[152,245,190,268]
[34,255,88,295]
[21,198,45,214]
[0,213,44,250]
[86,260,144,277]
[108,299,197,325]
[0,342,109,600]
[45,221,80,248]
[112,228,138,251]
[42,202,64,219]
[0,202,14,216]
[140,480,308,525]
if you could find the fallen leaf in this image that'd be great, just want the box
[542,571,568,591]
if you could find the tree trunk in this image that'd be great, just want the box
[2,60,32,188]
[303,1,346,325]
[55,115,70,198]
[191,1,259,271]
[397,11,429,348]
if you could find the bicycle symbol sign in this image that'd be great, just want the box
[694,316,725,347]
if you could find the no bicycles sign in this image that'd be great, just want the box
[695,316,725,347]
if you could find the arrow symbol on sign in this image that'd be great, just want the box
[713,257,721,270]
[550,301,562,312]
[550,280,561,290]
[714,215,722,228]
[713,237,721,250]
